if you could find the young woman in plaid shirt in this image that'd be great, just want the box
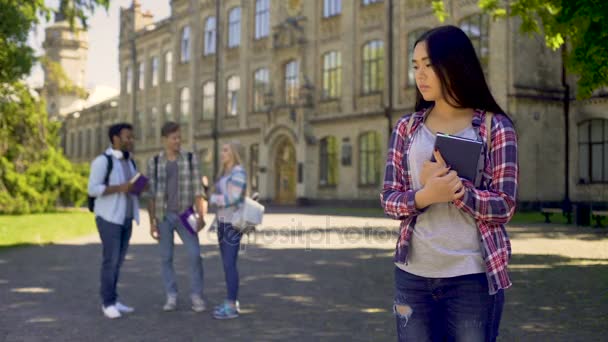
[209,142,247,320]
[381,26,518,341]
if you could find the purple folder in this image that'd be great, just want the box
[128,173,149,196]
[179,206,198,236]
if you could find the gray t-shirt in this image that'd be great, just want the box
[120,159,134,219]
[166,160,179,213]
[397,123,485,278]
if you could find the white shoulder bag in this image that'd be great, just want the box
[231,197,265,232]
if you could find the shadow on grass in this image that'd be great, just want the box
[500,254,608,342]
[507,224,608,241]
[0,241,606,341]
[0,242,395,341]
[0,243,50,252]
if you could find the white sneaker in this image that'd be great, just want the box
[115,302,134,313]
[163,295,177,311]
[102,305,122,319]
[191,295,206,313]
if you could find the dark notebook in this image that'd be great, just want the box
[431,133,482,182]
[128,172,149,196]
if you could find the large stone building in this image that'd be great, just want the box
[54,0,607,208]
[42,11,88,119]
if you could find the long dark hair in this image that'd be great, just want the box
[413,25,506,116]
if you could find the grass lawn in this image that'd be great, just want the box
[509,210,571,225]
[0,210,96,248]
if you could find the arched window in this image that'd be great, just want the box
[285,60,299,105]
[359,131,381,185]
[322,51,342,99]
[226,76,240,116]
[180,87,190,124]
[204,17,216,55]
[228,7,241,48]
[181,26,191,63]
[253,68,270,111]
[202,81,215,120]
[407,28,428,87]
[255,0,270,39]
[362,40,384,94]
[320,136,339,186]
[459,14,489,73]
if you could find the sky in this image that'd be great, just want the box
[27,0,170,104]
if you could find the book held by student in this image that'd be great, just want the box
[128,172,149,195]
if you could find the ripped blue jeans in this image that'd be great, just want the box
[394,267,504,342]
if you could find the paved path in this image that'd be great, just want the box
[0,210,606,341]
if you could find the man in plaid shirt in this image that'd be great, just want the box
[146,122,208,313]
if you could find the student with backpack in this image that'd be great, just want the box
[146,122,208,313]
[87,123,140,319]
[380,26,518,341]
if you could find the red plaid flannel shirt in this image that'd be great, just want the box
[380,109,518,294]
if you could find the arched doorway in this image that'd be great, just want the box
[274,137,297,204]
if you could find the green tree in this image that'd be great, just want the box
[0,0,109,214]
[432,0,608,98]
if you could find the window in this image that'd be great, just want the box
[134,111,143,139]
[164,51,173,82]
[125,66,132,94]
[249,144,259,192]
[86,129,92,157]
[362,0,382,4]
[226,76,240,116]
[180,87,190,126]
[151,56,159,87]
[164,103,173,122]
[69,132,75,157]
[359,131,381,185]
[202,81,215,121]
[323,0,342,17]
[228,7,241,48]
[407,28,428,87]
[460,14,489,73]
[138,62,145,90]
[204,17,216,55]
[148,106,158,140]
[181,26,191,63]
[362,40,384,94]
[578,119,608,183]
[322,51,342,99]
[255,0,270,39]
[97,129,103,152]
[77,131,83,158]
[285,60,299,105]
[320,136,339,186]
[199,148,213,180]
[253,68,270,111]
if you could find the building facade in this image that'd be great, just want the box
[42,18,88,119]
[56,0,608,207]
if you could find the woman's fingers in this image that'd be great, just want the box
[453,185,466,200]
[433,166,450,178]
[433,149,447,167]
[452,180,463,193]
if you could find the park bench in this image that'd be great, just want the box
[591,209,608,228]
[541,207,572,224]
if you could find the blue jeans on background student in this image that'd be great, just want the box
[394,267,504,342]
[217,221,242,301]
[158,212,204,297]
[96,216,132,307]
